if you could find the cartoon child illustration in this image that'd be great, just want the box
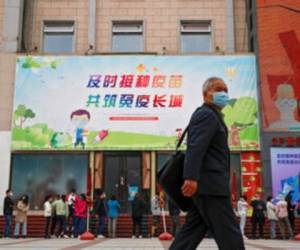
[268,83,300,130]
[70,109,90,149]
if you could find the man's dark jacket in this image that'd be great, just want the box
[183,103,230,197]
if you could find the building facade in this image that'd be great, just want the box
[0,0,255,214]
[250,0,300,203]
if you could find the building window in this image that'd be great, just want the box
[112,21,143,52]
[11,154,88,210]
[180,21,212,53]
[43,21,74,53]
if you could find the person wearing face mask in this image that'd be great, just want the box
[269,83,300,130]
[170,77,245,250]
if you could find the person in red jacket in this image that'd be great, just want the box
[73,193,87,238]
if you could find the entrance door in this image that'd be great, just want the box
[104,152,141,214]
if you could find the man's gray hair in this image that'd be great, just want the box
[202,77,224,93]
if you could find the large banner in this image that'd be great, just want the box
[271,148,300,202]
[12,55,259,151]
[257,0,300,131]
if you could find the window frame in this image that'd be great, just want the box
[41,20,76,54]
[111,20,144,53]
[180,20,213,54]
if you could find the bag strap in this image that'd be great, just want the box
[175,126,189,151]
[175,106,202,151]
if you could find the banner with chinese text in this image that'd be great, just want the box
[270,147,300,202]
[12,55,259,151]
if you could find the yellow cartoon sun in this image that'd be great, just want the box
[225,67,236,78]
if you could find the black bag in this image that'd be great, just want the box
[157,126,193,212]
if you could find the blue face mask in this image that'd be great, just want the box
[212,91,229,108]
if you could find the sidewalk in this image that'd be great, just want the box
[0,238,300,250]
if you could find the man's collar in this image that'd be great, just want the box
[203,102,223,116]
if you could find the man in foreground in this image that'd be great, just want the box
[170,77,245,250]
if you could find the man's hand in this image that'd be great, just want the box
[181,180,198,197]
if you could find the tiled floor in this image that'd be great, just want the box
[0,238,299,250]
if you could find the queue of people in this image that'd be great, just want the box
[2,188,88,239]
[45,191,87,239]
[236,193,300,240]
[3,187,299,240]
[251,194,297,240]
[2,188,182,239]
[3,190,30,239]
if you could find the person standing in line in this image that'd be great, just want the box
[50,195,58,238]
[250,194,266,239]
[73,194,87,238]
[285,192,296,233]
[131,193,144,239]
[3,189,14,239]
[107,195,120,238]
[52,194,69,238]
[237,196,248,238]
[14,195,29,239]
[93,190,107,238]
[65,188,78,235]
[266,196,278,239]
[168,199,181,237]
[43,195,53,239]
[170,77,244,250]
[62,195,70,237]
[151,193,161,238]
[276,197,294,240]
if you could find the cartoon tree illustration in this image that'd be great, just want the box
[20,56,60,70]
[14,105,36,128]
[22,57,41,69]
[222,97,257,147]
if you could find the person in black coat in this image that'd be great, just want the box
[286,192,295,233]
[170,77,244,250]
[250,195,267,239]
[3,189,14,238]
[93,190,107,238]
[168,199,181,236]
[131,193,144,238]
[250,194,266,239]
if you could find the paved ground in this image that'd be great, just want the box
[0,238,299,250]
